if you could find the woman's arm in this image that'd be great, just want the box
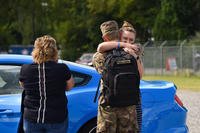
[19,81,24,88]
[123,48,144,79]
[66,77,74,91]
[137,59,144,79]
[97,41,138,53]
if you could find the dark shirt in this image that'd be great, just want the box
[19,61,71,123]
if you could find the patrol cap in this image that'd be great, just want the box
[100,20,119,36]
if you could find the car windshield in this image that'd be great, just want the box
[0,65,22,95]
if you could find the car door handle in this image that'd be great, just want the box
[0,109,13,115]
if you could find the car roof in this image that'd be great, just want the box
[0,54,98,75]
[0,54,33,64]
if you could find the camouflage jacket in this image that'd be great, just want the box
[92,52,107,105]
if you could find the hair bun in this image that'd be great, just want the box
[122,21,134,28]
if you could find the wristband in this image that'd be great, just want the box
[117,41,120,49]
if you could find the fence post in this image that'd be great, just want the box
[180,40,186,72]
[192,45,196,71]
[160,41,167,75]
[142,42,149,71]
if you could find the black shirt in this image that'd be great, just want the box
[19,61,71,123]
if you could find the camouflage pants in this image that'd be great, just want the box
[97,105,139,133]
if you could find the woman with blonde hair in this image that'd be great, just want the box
[19,35,74,133]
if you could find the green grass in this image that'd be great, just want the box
[143,75,200,91]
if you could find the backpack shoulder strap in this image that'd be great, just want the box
[94,78,101,103]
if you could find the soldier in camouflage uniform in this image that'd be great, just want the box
[96,21,144,133]
[92,20,139,133]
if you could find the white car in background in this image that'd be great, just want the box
[76,53,94,66]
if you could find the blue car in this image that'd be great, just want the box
[0,54,188,133]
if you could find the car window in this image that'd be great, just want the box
[71,71,91,87]
[0,76,6,87]
[0,65,91,94]
[0,65,22,95]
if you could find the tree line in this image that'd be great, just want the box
[0,0,200,60]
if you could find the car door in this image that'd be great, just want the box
[0,65,22,133]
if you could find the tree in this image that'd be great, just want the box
[0,0,200,55]
[87,0,160,42]
[188,32,200,46]
[153,0,200,43]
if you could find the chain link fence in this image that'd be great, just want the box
[142,44,200,75]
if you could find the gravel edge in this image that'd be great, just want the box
[176,90,200,133]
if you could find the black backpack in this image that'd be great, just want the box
[101,48,140,107]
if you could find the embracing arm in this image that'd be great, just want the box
[123,48,144,79]
[97,41,138,53]
[137,59,144,79]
